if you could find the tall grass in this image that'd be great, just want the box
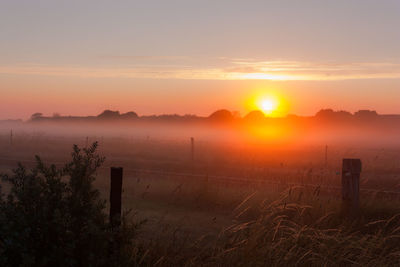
[2,135,400,265]
[127,186,400,266]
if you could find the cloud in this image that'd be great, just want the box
[226,60,400,80]
[0,60,400,81]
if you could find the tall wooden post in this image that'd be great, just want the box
[190,137,194,173]
[110,167,123,228]
[325,145,328,168]
[10,129,13,146]
[190,137,194,162]
[341,159,361,216]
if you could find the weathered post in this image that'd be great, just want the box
[10,129,13,146]
[325,145,328,168]
[85,136,89,148]
[110,167,123,228]
[190,137,194,162]
[190,137,195,173]
[341,159,361,216]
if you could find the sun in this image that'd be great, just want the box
[259,98,278,115]
[261,99,276,114]
[245,91,288,117]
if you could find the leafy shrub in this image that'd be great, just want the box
[0,142,138,266]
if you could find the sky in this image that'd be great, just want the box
[1,0,399,119]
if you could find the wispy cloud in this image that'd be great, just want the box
[1,60,400,81]
[223,60,400,80]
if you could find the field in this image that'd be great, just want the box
[1,125,400,266]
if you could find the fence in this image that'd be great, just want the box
[1,156,399,198]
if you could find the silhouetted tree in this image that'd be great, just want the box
[315,109,352,120]
[120,111,138,119]
[97,110,120,119]
[208,109,234,121]
[244,110,265,122]
[30,112,43,121]
[354,110,378,118]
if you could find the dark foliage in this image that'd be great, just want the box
[0,142,139,266]
[208,109,234,121]
[97,110,121,119]
[244,110,265,122]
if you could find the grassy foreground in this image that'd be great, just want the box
[2,143,400,266]
[129,186,400,266]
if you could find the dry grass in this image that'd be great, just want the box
[113,178,400,266]
[2,134,400,266]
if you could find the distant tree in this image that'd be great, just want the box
[208,109,234,121]
[30,112,43,120]
[183,114,198,119]
[244,110,265,122]
[52,112,61,118]
[120,111,138,119]
[0,142,140,266]
[354,110,378,118]
[157,114,180,120]
[97,110,120,119]
[315,109,352,119]
[315,109,335,118]
[336,110,352,117]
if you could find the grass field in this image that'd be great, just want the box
[1,130,400,265]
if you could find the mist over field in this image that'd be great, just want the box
[2,109,400,190]
[2,108,400,148]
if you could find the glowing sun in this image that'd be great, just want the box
[259,98,277,115]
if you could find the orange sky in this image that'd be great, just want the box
[1,1,400,120]
[1,74,399,120]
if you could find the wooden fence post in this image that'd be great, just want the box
[190,137,194,173]
[325,145,328,168]
[190,137,194,162]
[110,167,123,228]
[341,159,361,216]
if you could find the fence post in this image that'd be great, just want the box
[341,159,361,216]
[190,137,194,161]
[190,137,194,173]
[325,145,328,168]
[110,167,123,228]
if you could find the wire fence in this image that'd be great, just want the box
[1,156,400,196]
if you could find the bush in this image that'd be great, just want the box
[0,142,137,266]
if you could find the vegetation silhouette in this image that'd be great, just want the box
[243,110,266,122]
[0,142,140,266]
[22,108,400,137]
[208,109,234,122]
[27,108,397,123]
